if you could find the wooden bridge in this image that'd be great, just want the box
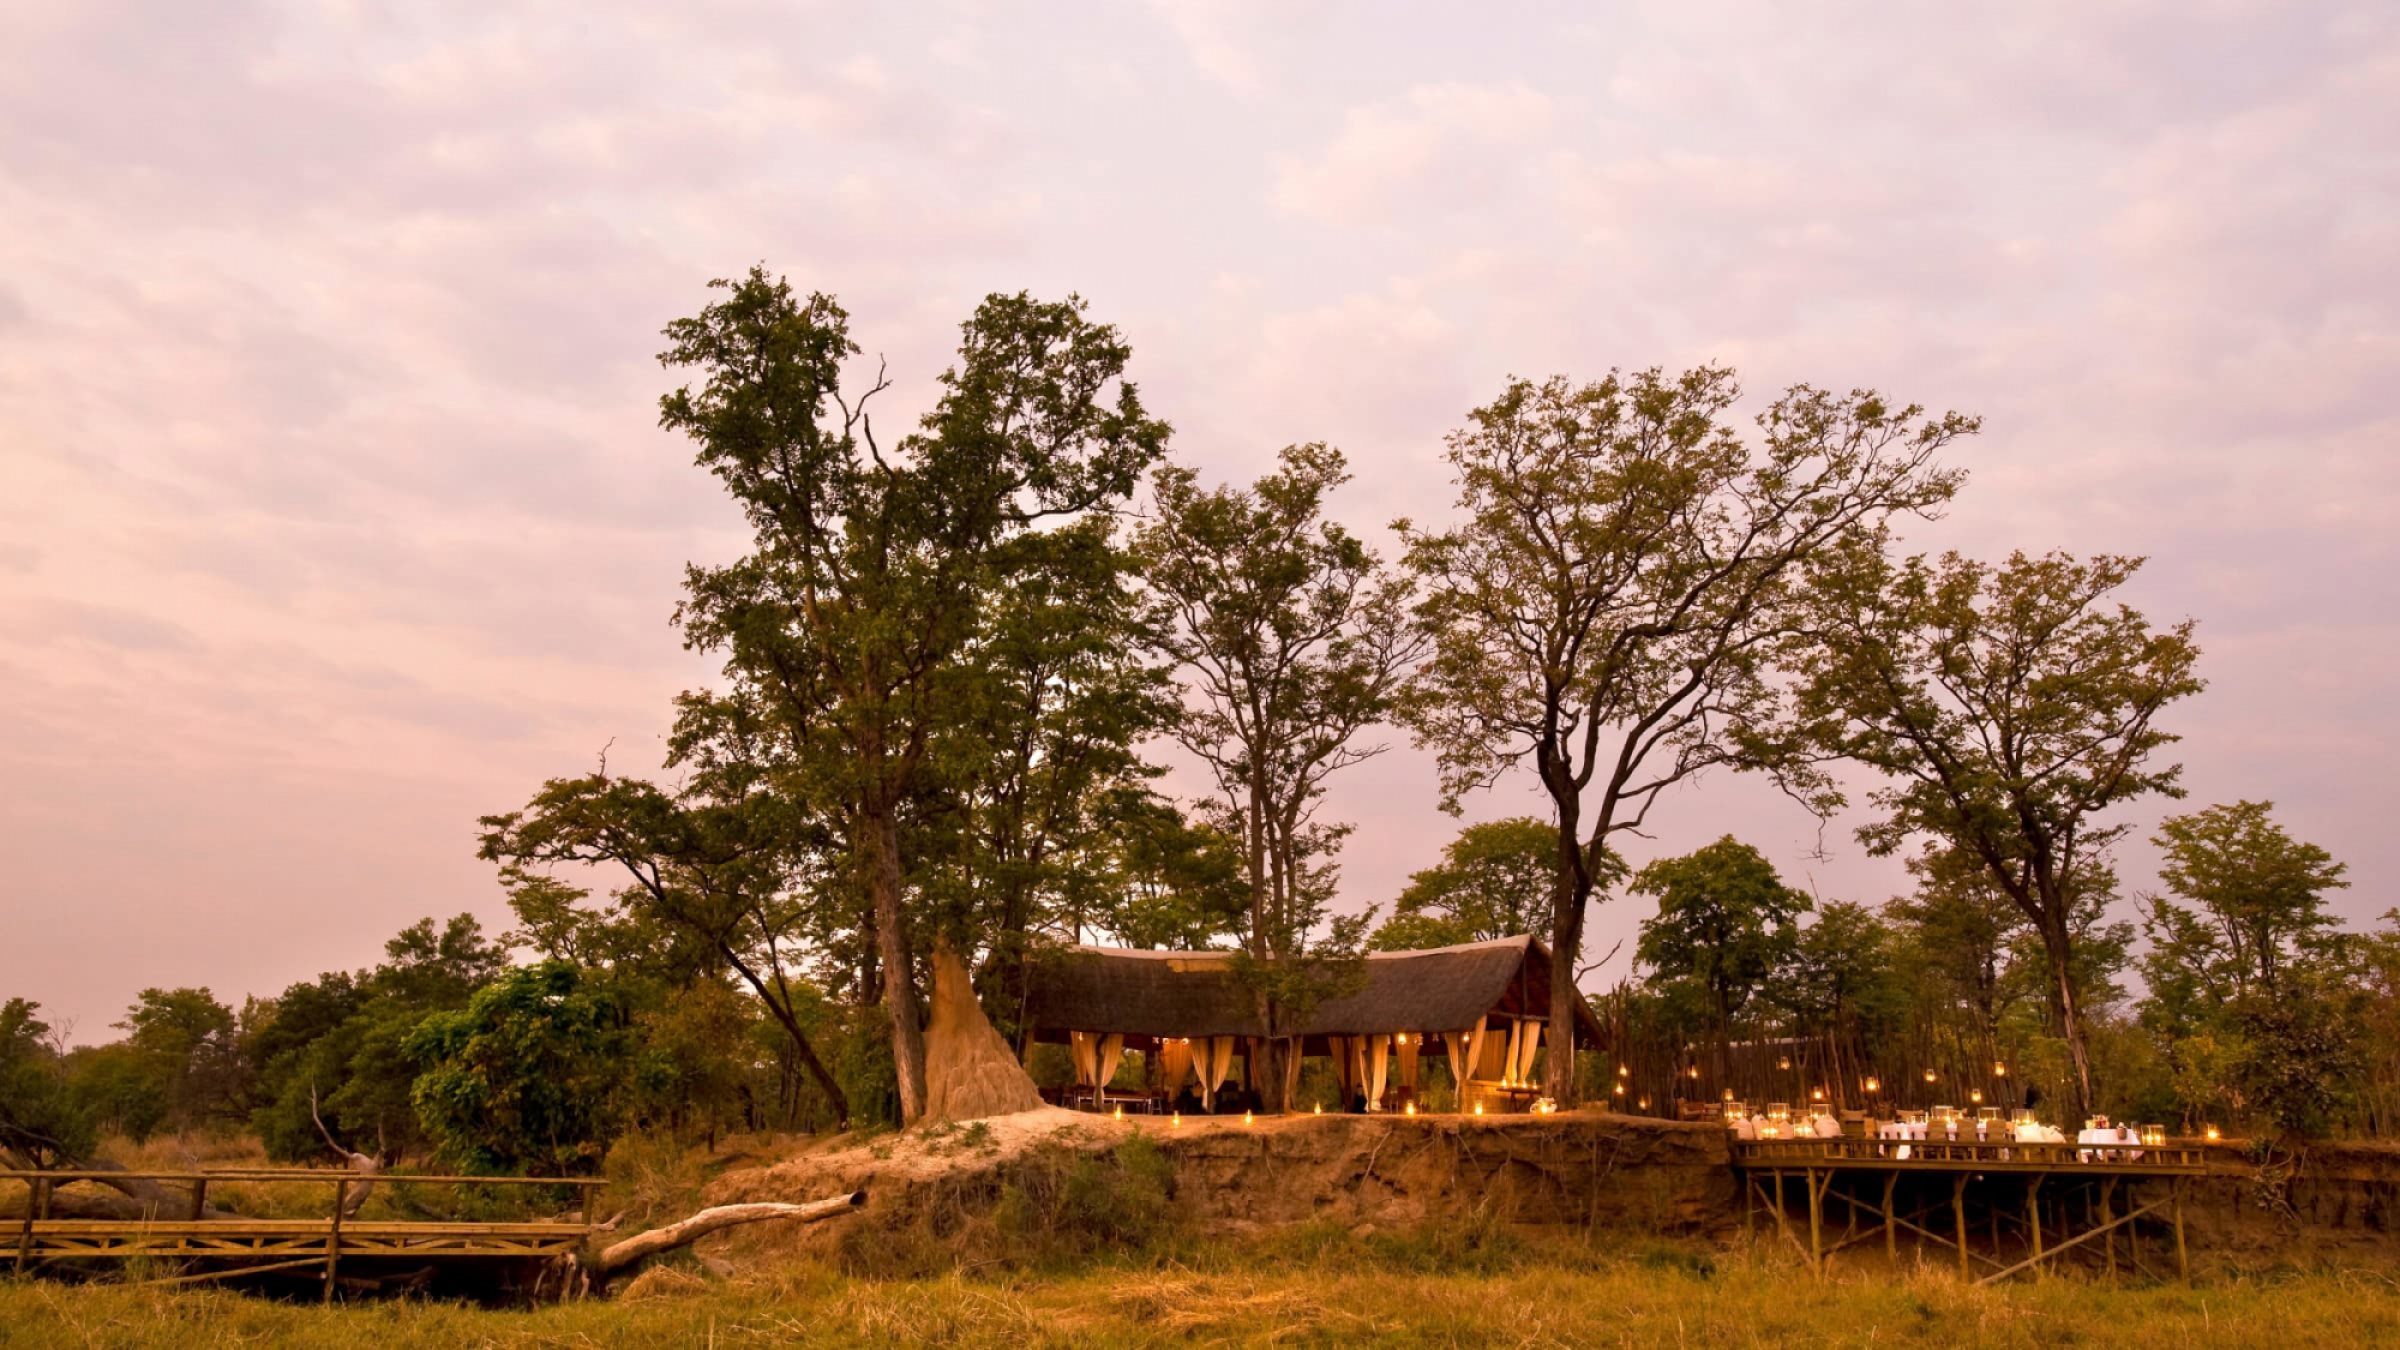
[6,1168,607,1299]
[1730,1136,2208,1284]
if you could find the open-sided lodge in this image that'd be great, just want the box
[1021,935,1602,1114]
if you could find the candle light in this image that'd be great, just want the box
[1243,1110,1254,1126]
[1687,1065,1700,1080]
[1777,1055,1791,1071]
[1811,1087,1825,1103]
[1404,1101,1417,1116]
[1863,1076,1880,1095]
[1171,1111,1181,1127]
[1637,1097,1650,1111]
[1617,1064,1630,1078]
[1969,1090,1983,1105]
[1923,1069,1938,1085]
[1612,1083,1626,1097]
[1113,1104,1124,1121]
[1722,1088,1735,1102]
[1312,1102,1322,1115]
[1993,1061,2008,1078]
[2205,1125,2221,1142]
[1473,1101,1485,1116]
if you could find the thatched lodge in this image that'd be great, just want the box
[1021,935,1602,1114]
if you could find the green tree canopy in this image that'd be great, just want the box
[1372,817,1562,951]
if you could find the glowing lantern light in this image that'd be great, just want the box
[1243,1110,1254,1126]
[1473,1102,1485,1116]
[1923,1069,1938,1084]
[1863,1077,1880,1095]
[2205,1125,2221,1142]
[1171,1112,1182,1128]
[1404,1101,1417,1117]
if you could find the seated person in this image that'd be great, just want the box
[1214,1088,1246,1115]
[1171,1085,1203,1116]
[1347,1089,1369,1114]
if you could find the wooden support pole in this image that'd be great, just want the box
[2026,1175,2044,1269]
[13,1179,32,1275]
[2100,1178,2117,1278]
[2173,1180,2188,1282]
[1882,1172,1897,1263]
[1952,1173,1970,1280]
[188,1178,208,1222]
[1807,1167,1825,1277]
[323,1179,346,1304]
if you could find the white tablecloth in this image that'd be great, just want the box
[2077,1126,2142,1161]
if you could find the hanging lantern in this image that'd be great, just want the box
[1811,1087,1825,1103]
[1721,1088,1735,1102]
[1777,1055,1791,1072]
[1993,1061,2008,1078]
[1687,1065,1701,1080]
[1612,1083,1626,1097]
[1637,1097,1651,1111]
[1923,1069,1938,1084]
[2204,1125,2221,1142]
[1969,1089,1984,1105]
[1863,1076,1880,1095]
[1617,1064,1630,1078]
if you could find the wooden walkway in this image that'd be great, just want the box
[6,1168,606,1299]
[1730,1137,2207,1284]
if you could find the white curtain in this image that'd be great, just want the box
[1071,1031,1099,1086]
[1160,1038,1193,1095]
[1502,1020,1525,1086]
[1465,1020,1490,1087]
[1367,1035,1390,1110]
[1513,1022,1543,1086]
[1200,1035,1236,1108]
[1444,1029,1470,1094]
[1095,1033,1126,1093]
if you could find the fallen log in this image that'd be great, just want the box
[593,1191,865,1277]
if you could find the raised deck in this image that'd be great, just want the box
[1727,1136,2207,1283]
[6,1168,606,1297]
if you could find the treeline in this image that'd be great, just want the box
[0,912,878,1176]
[1555,802,2394,1138]
[8,264,2363,1159]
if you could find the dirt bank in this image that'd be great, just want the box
[696,1111,2400,1273]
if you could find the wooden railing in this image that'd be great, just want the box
[1730,1136,2207,1173]
[5,1168,609,1298]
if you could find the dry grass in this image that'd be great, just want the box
[5,1238,2398,1348]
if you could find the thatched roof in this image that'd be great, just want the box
[1023,935,1603,1046]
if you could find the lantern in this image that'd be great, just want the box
[1312,1102,1322,1115]
[1777,1055,1791,1072]
[2205,1125,2221,1142]
[1617,1064,1630,1078]
[1687,1065,1701,1080]
[1722,1088,1735,1102]
[1993,1061,2008,1078]
[1811,1087,1825,1103]
[1171,1112,1182,1128]
[1613,1083,1626,1097]
[1863,1076,1880,1095]
[1969,1090,1983,1105]
[1404,1101,1417,1117]
[1113,1104,1125,1121]
[1243,1110,1254,1126]
[1923,1069,1938,1085]
[1473,1101,1485,1116]
[1637,1097,1651,1111]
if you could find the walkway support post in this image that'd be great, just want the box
[323,1178,346,1304]
[1952,1174,1970,1280]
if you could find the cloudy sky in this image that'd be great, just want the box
[3,1,2394,1038]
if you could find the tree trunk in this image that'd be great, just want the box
[2049,936,2097,1121]
[1544,802,1588,1103]
[593,1192,864,1277]
[866,799,928,1125]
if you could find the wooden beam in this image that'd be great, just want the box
[1977,1194,2169,1286]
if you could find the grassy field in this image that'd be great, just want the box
[6,1243,2397,1348]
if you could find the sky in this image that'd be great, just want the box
[2,1,2394,1040]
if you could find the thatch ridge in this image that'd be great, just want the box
[1022,935,1602,1044]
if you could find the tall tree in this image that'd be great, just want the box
[2147,800,2346,1002]
[1632,836,1812,1038]
[1132,443,1416,1106]
[659,270,1168,1122]
[479,767,855,1126]
[1371,816,1559,951]
[1797,548,2203,1117]
[1398,369,1971,1099]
